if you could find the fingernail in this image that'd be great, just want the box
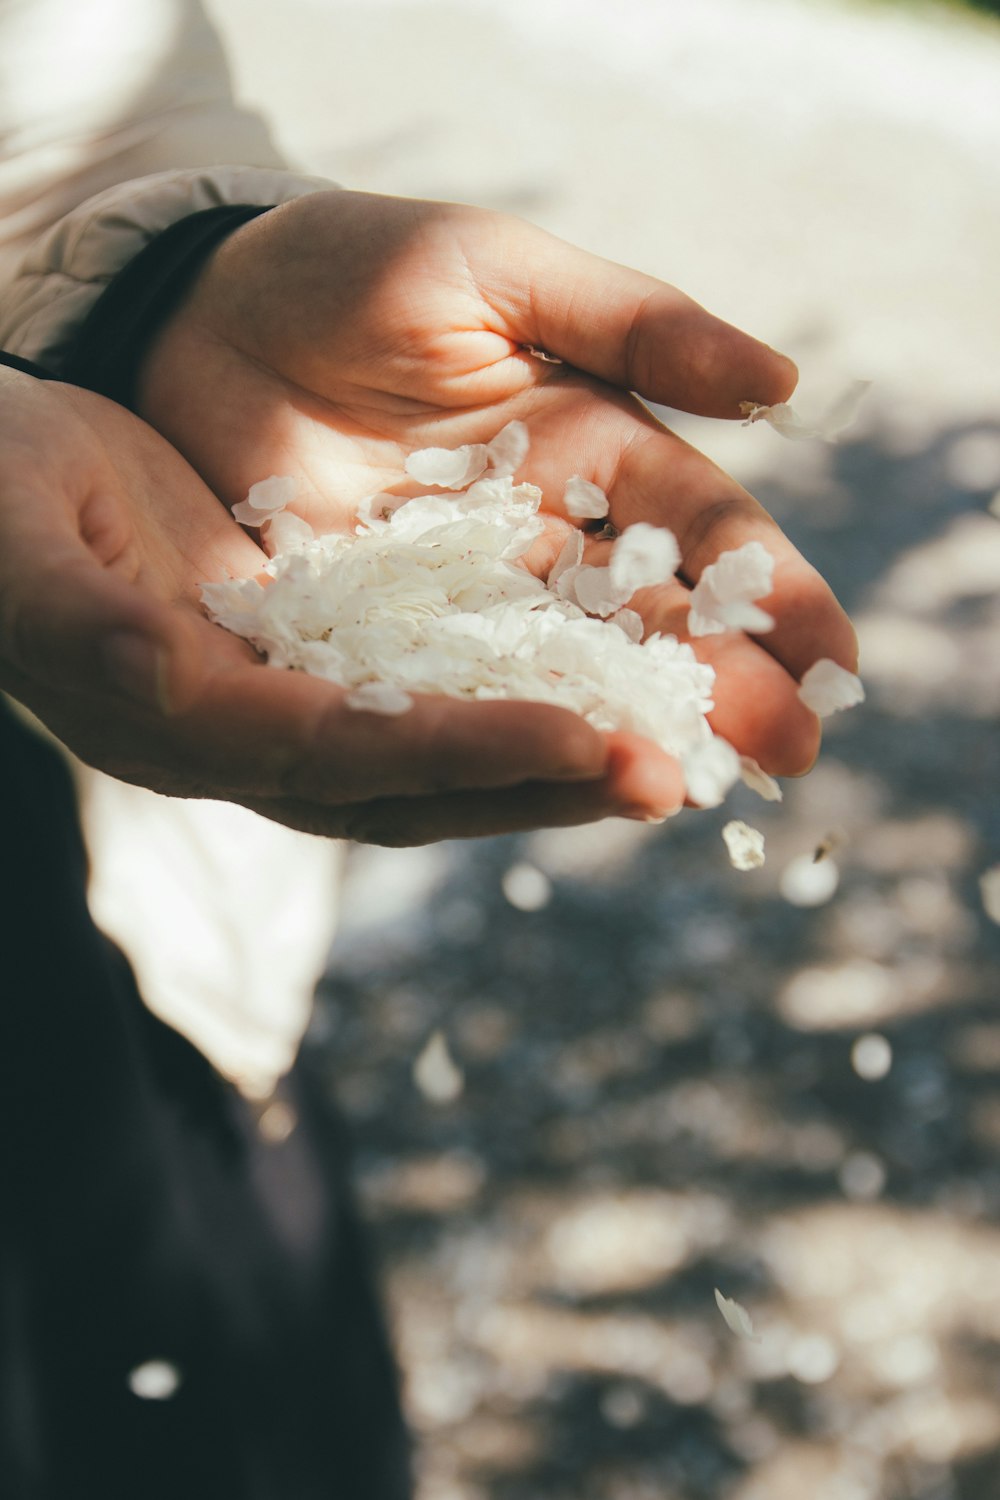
[622,805,679,824]
[102,631,171,712]
[554,764,606,782]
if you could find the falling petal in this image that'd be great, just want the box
[739,756,782,802]
[414,1030,464,1103]
[798,659,865,716]
[714,1289,758,1341]
[722,820,766,871]
[127,1361,182,1400]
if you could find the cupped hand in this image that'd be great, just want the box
[0,369,684,843]
[136,189,858,779]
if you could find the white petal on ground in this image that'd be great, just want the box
[232,474,300,525]
[345,682,415,716]
[609,522,681,599]
[714,1289,758,1341]
[127,1360,182,1401]
[851,1032,893,1081]
[563,474,610,519]
[739,756,783,802]
[688,541,776,637]
[780,852,840,907]
[501,862,553,912]
[980,865,1000,924]
[486,420,530,477]
[797,658,865,716]
[722,820,766,871]
[413,1030,464,1104]
[405,444,489,490]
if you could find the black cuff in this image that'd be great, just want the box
[0,350,60,381]
[62,203,272,411]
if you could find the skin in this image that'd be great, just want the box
[136,190,858,783]
[0,370,684,843]
[2,193,859,845]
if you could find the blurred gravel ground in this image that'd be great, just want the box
[209,2,1000,1494]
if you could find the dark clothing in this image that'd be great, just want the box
[1,700,411,1499]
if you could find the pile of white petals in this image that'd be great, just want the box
[201,424,862,814]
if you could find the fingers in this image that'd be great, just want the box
[488,219,798,418]
[242,731,686,844]
[163,647,615,804]
[0,521,202,716]
[516,394,857,687]
[629,581,822,776]
[607,422,859,680]
[513,402,852,777]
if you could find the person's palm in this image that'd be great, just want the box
[3,370,682,843]
[139,190,858,777]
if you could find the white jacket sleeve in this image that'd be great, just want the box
[0,0,288,274]
[0,0,345,1101]
[0,164,328,368]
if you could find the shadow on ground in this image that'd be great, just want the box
[311,414,1000,1500]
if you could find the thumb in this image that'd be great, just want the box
[493,221,798,418]
[0,540,203,716]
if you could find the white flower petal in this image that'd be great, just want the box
[501,861,552,912]
[486,420,530,478]
[127,1360,182,1401]
[571,565,618,617]
[356,491,408,529]
[722,820,766,871]
[413,1030,464,1103]
[979,865,1000,925]
[610,608,644,643]
[687,541,775,637]
[563,474,610,519]
[821,378,872,438]
[405,444,489,490]
[780,853,840,907]
[682,737,741,809]
[739,756,783,802]
[687,607,727,638]
[740,379,871,443]
[797,659,865,716]
[714,1289,758,1341]
[548,529,585,588]
[263,511,315,556]
[232,474,300,525]
[609,522,680,600]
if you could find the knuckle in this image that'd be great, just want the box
[623,290,658,392]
